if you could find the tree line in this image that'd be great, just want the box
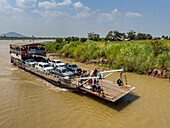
[88,30,170,41]
[55,30,170,43]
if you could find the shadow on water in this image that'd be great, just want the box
[72,91,140,112]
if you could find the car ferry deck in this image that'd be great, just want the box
[9,43,135,103]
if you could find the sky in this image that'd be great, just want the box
[0,0,170,37]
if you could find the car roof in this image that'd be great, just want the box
[52,60,61,62]
[56,63,65,65]
[56,67,67,70]
[38,62,49,65]
[70,63,77,65]
[26,59,35,60]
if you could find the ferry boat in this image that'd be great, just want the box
[9,43,135,103]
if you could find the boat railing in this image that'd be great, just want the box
[21,62,76,88]
[10,49,26,55]
[10,49,45,55]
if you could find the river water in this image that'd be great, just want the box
[0,40,170,128]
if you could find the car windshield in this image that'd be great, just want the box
[72,64,77,68]
[56,61,62,63]
[30,59,36,62]
[62,69,68,73]
[44,64,51,68]
[59,65,65,67]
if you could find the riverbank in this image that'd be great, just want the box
[47,53,170,81]
[44,40,170,79]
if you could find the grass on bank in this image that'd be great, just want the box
[44,40,170,74]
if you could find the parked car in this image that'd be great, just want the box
[35,57,48,63]
[65,63,82,75]
[35,62,54,73]
[51,67,74,78]
[24,59,37,67]
[49,60,65,67]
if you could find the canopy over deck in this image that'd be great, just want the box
[9,43,44,47]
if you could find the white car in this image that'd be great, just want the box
[50,60,65,67]
[24,59,37,67]
[35,62,54,73]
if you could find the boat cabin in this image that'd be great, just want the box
[9,43,46,61]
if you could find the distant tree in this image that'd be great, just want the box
[105,31,114,41]
[88,32,101,41]
[56,38,63,43]
[136,33,153,40]
[146,34,152,40]
[80,37,87,42]
[65,37,72,42]
[105,30,126,41]
[162,35,165,39]
[127,30,136,40]
[136,33,147,40]
[121,33,126,40]
[72,36,79,41]
[155,37,161,40]
[113,30,121,39]
[162,35,168,40]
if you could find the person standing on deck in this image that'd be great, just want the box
[93,68,99,76]
[89,79,92,85]
[97,73,102,79]
[81,70,84,77]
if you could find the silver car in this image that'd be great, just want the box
[24,59,37,67]
[51,67,74,78]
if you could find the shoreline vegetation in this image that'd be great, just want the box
[44,39,170,79]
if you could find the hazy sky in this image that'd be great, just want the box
[0,0,170,37]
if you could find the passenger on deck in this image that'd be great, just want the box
[92,84,97,92]
[97,85,103,93]
[89,79,92,85]
[81,71,84,77]
[93,68,98,76]
[94,79,96,84]
[84,71,87,77]
[97,73,102,79]
[117,78,123,86]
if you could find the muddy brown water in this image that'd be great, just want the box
[0,40,170,128]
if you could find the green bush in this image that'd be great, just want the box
[45,40,170,73]
[56,38,63,43]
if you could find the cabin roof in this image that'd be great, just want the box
[9,43,44,47]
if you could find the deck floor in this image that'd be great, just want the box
[82,79,135,102]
